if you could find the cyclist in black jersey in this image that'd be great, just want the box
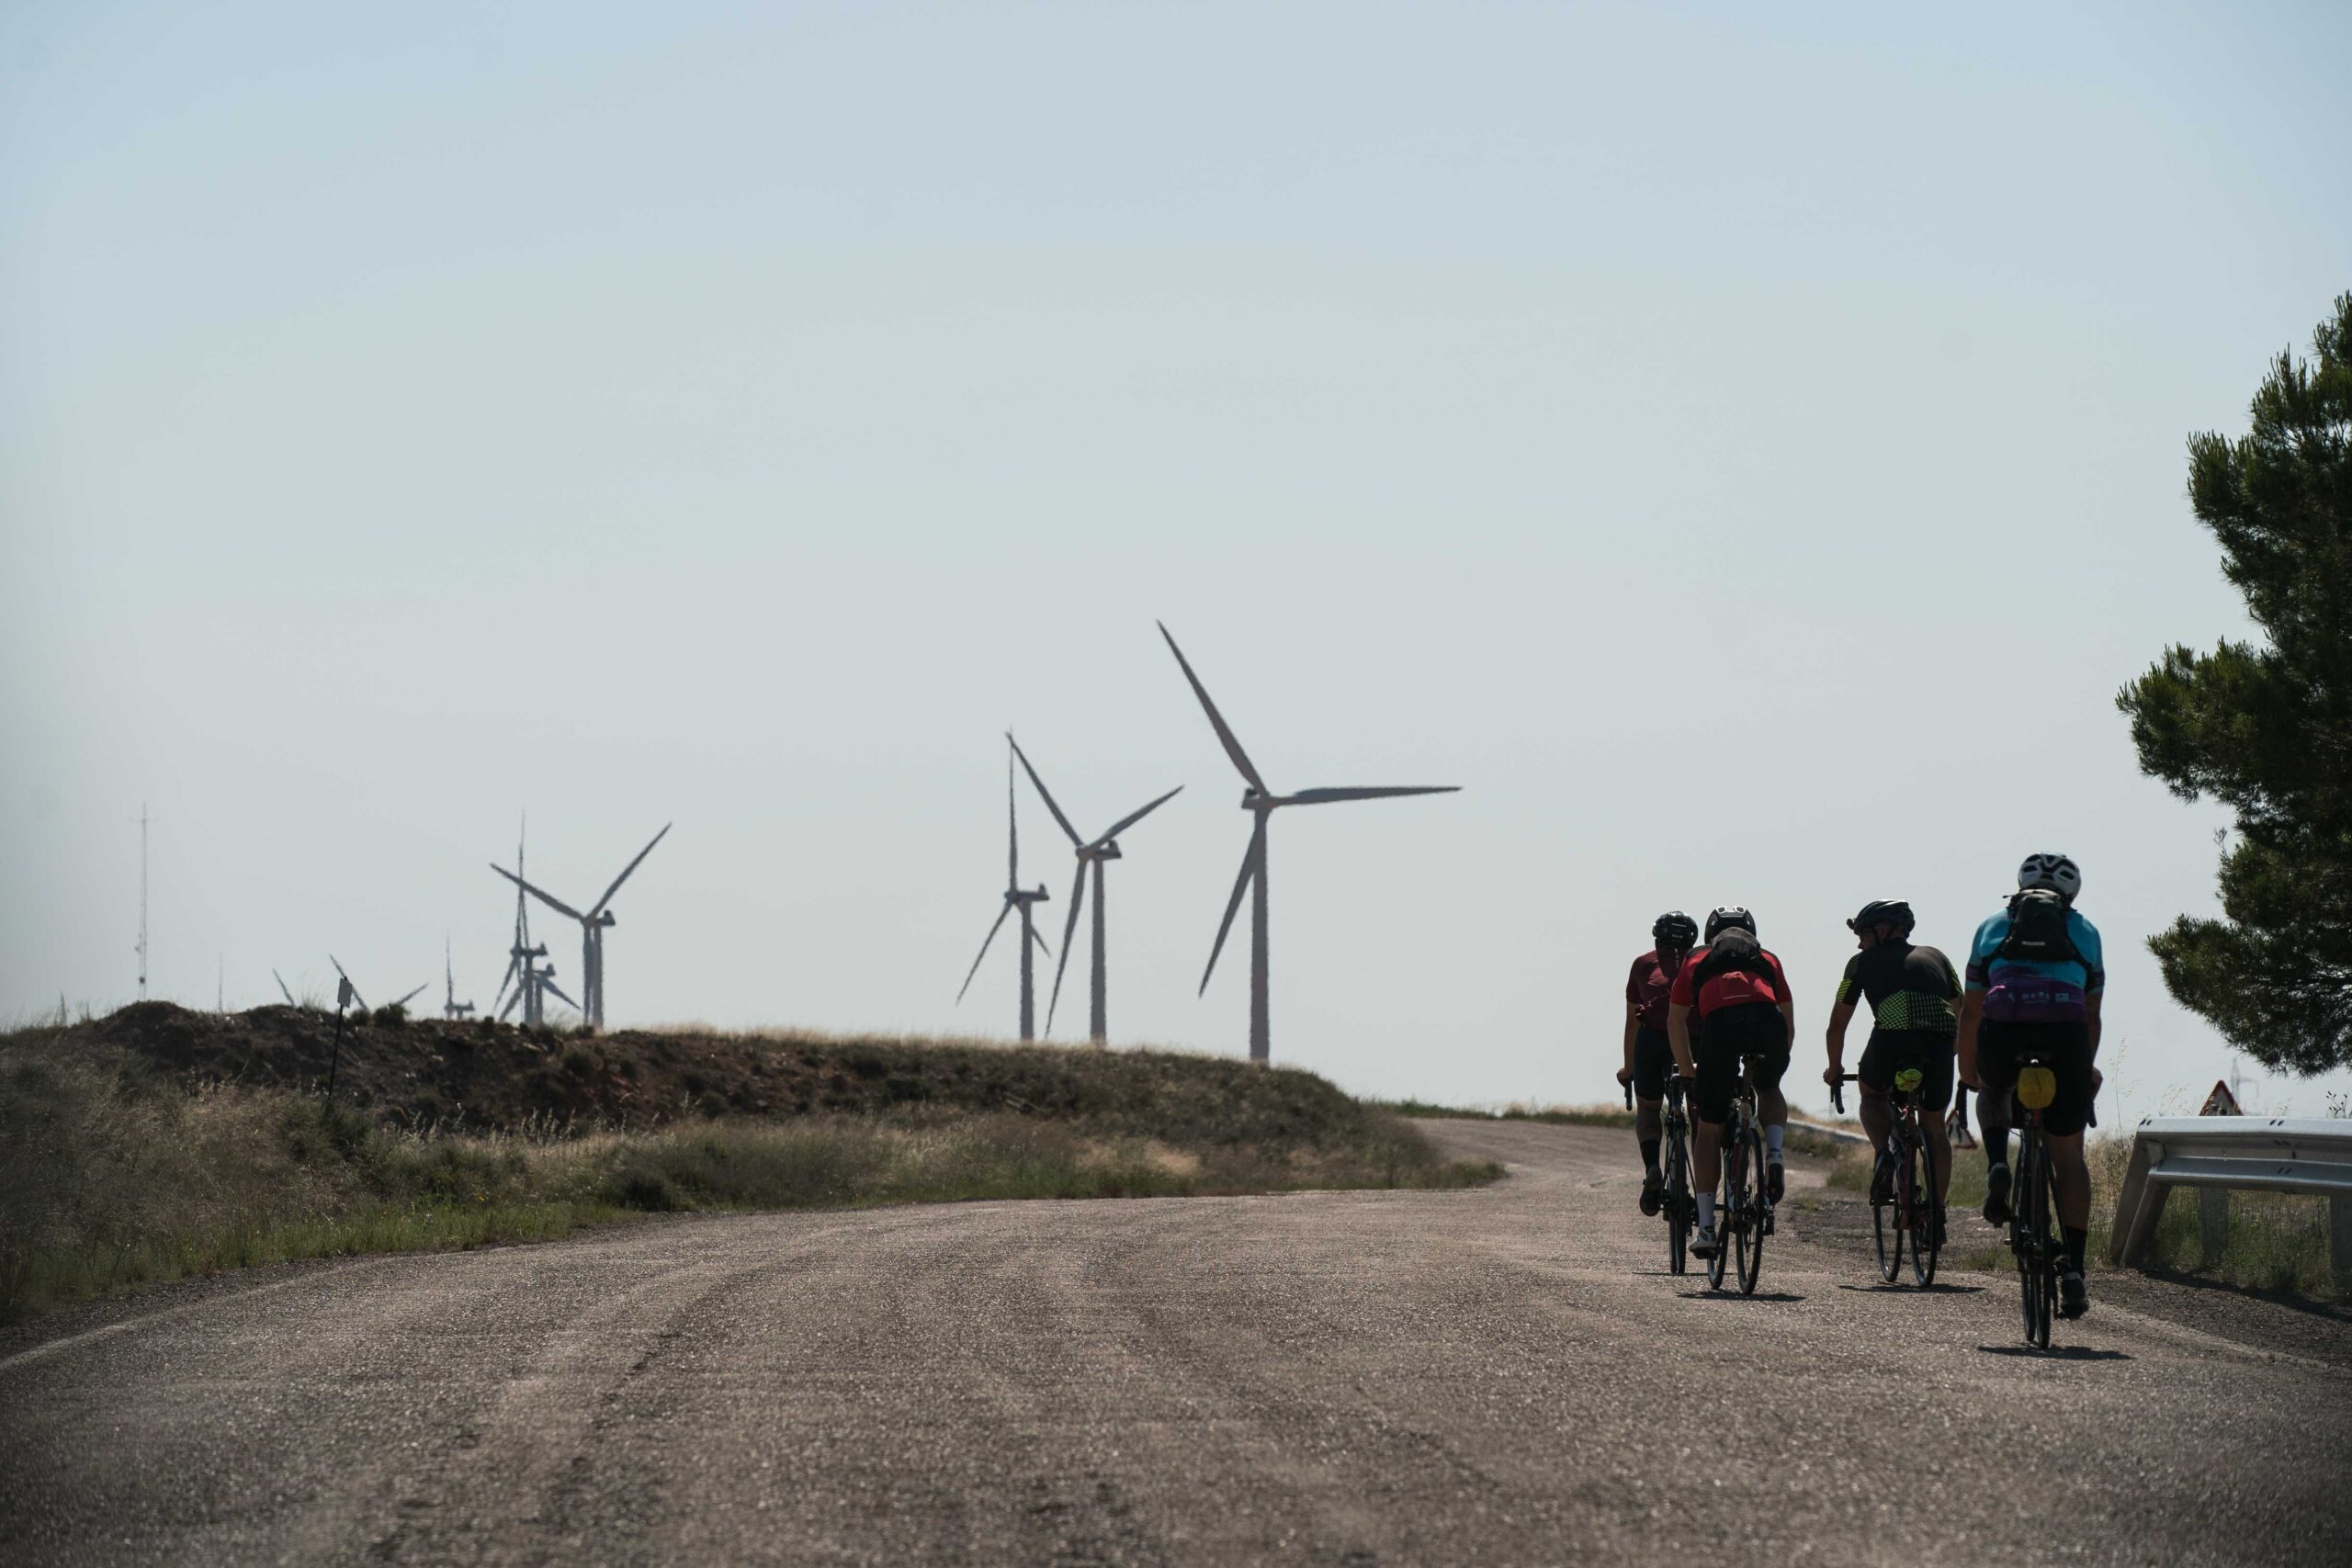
[1618,910,1698,1214]
[1823,900,1961,1225]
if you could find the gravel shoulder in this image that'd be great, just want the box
[4,1117,2347,1567]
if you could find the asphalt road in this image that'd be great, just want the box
[5,1119,2348,1566]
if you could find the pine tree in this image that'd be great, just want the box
[2118,293,2352,1074]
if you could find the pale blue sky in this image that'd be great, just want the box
[5,2,2348,1114]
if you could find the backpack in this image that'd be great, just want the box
[1997,889,2079,964]
[1690,929,1779,999]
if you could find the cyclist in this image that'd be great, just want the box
[1823,899,1961,1234]
[1618,910,1699,1215]
[1958,853,2104,1321]
[1667,908,1795,1259]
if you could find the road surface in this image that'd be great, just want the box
[4,1119,2347,1565]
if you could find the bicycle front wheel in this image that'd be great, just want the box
[1666,1121,1691,1277]
[1707,1134,1733,1291]
[1735,1121,1766,1296]
[1909,1129,1940,1289]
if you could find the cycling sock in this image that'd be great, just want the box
[1764,1124,1784,1159]
[2063,1227,2087,1270]
[1639,1138,1660,1173]
[1697,1192,1716,1229]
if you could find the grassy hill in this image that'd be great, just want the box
[0,1003,1496,1322]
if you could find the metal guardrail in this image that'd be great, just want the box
[2107,1117,2352,1284]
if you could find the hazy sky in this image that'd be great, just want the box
[6,2,2349,1116]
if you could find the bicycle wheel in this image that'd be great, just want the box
[2015,1130,2051,1348]
[1665,1120,1691,1276]
[1871,1136,1903,1283]
[1734,1121,1766,1295]
[1706,1128,1733,1291]
[1909,1127,1939,1288]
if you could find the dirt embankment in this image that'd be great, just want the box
[46,1002,1396,1149]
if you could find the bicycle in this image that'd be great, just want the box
[1691,1052,1771,1295]
[1623,1075,1696,1274]
[1830,1068,1940,1287]
[1997,1050,2080,1349]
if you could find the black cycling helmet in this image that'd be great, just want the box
[1652,910,1699,948]
[1846,898,1915,934]
[1704,907,1756,942]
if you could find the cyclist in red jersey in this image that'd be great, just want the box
[1617,910,1699,1214]
[1666,907,1796,1258]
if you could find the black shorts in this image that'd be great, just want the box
[1632,1027,1675,1100]
[1858,1030,1956,1111]
[1975,1019,2095,1138]
[1693,1001,1788,1125]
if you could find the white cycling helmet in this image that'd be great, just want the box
[2017,852,2082,903]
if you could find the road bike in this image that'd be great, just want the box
[1831,1066,1940,1287]
[2002,1051,2066,1348]
[1694,1053,1772,1295]
[1625,1073,1697,1274]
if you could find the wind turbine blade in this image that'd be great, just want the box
[493,952,520,1009]
[1030,921,1051,957]
[1045,863,1087,1034]
[1008,733,1083,847]
[1085,785,1184,852]
[491,863,587,923]
[1159,623,1268,794]
[1286,785,1463,805]
[956,905,1014,1002]
[274,969,296,1006]
[392,984,427,1010]
[540,976,581,1010]
[328,955,367,1010]
[1006,751,1020,888]
[1200,827,1261,995]
[499,988,522,1021]
[588,822,672,919]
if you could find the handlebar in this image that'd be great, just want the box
[1826,1071,1860,1116]
[1623,1078,1634,1111]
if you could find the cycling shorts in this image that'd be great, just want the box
[1632,1026,1675,1101]
[1974,1019,2094,1138]
[1858,1030,1956,1111]
[1693,1001,1788,1125]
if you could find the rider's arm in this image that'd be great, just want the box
[1824,999,1857,1079]
[1668,1002,1695,1077]
[1956,988,1984,1089]
[1621,1003,1639,1082]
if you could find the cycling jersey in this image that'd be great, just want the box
[1835,942,1961,1035]
[1625,949,1685,1033]
[1965,908,2104,1024]
[1670,947,1792,1018]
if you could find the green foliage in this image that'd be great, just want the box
[2118,293,2352,1073]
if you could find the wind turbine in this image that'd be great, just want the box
[956,746,1054,1040]
[491,817,549,1027]
[1008,733,1181,1043]
[443,938,475,1021]
[492,824,671,1032]
[328,954,425,1014]
[1158,622,1459,1065]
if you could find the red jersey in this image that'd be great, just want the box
[1669,946,1792,1018]
[1625,950,1683,1033]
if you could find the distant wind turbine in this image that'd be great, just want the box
[491,816,551,1027]
[443,938,474,1021]
[328,954,425,1014]
[1008,733,1181,1043]
[493,823,671,1032]
[273,969,300,1008]
[1158,622,1459,1065]
[956,746,1054,1040]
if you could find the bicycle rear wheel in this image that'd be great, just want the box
[2016,1130,2052,1348]
[1665,1119,1691,1276]
[1734,1121,1766,1296]
[1871,1139,1902,1283]
[1908,1128,1939,1288]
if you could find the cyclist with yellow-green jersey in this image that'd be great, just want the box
[1822,899,1961,1224]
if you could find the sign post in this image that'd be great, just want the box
[325,976,355,1101]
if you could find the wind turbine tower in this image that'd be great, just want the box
[1159,623,1459,1065]
[957,747,1054,1041]
[1008,734,1181,1043]
[493,824,671,1032]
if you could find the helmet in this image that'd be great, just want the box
[1847,899,1915,934]
[1704,907,1756,942]
[1652,910,1698,948]
[2017,853,2082,904]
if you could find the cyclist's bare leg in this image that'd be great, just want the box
[1924,1110,1953,1202]
[1858,1088,1894,1154]
[1635,1096,1662,1144]
[1976,1087,2013,1168]
[1691,1117,1723,1192]
[1758,1085,1787,1127]
[2046,1130,2091,1229]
